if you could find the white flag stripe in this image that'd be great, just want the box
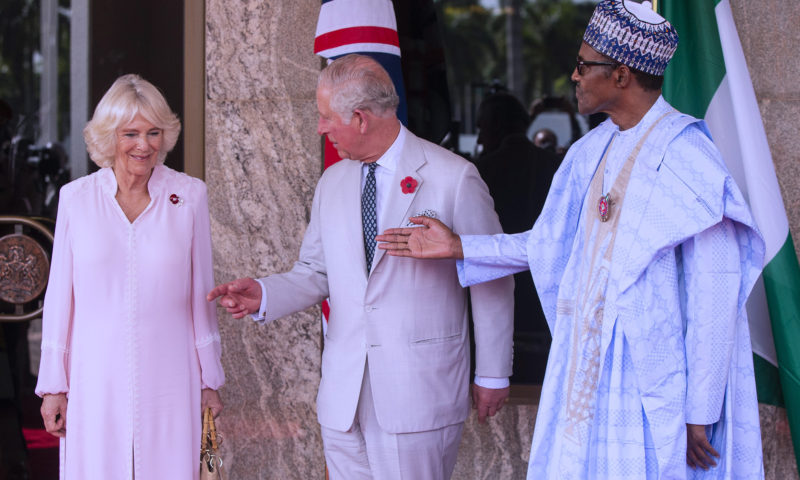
[746,277,779,366]
[715,0,788,261]
[315,43,401,59]
[706,76,746,195]
[315,0,397,37]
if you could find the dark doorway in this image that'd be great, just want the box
[89,0,184,173]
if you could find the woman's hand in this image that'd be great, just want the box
[202,388,223,418]
[41,393,68,437]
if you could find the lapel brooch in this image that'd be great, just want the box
[400,176,418,194]
[169,193,184,207]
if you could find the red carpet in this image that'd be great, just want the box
[23,428,59,449]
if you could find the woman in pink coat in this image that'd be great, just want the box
[36,74,225,479]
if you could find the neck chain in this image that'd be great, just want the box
[597,136,617,223]
[595,110,674,223]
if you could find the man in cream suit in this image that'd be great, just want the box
[207,54,513,479]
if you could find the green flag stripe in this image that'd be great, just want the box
[660,1,725,117]
[764,234,800,411]
[754,353,784,407]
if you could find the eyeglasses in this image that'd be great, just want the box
[575,58,619,76]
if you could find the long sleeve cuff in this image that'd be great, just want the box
[457,233,530,287]
[250,278,270,324]
[474,375,510,389]
[35,346,70,397]
[196,334,225,390]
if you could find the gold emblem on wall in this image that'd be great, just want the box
[0,234,50,305]
[0,216,54,322]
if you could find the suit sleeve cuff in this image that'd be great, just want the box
[473,375,510,389]
[250,278,269,324]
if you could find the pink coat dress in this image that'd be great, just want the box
[35,165,225,479]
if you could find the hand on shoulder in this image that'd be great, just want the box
[376,216,463,259]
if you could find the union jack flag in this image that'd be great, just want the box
[314,0,408,168]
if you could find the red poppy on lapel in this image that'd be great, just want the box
[400,176,418,194]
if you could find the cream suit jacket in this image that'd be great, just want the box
[259,128,514,434]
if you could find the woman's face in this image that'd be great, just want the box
[114,114,163,178]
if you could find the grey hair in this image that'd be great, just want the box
[318,54,400,124]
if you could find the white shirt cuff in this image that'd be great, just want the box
[474,375,510,389]
[250,278,269,324]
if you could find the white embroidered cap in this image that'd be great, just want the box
[583,0,679,76]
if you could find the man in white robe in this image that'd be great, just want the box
[377,1,765,478]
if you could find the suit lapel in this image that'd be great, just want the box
[337,160,370,276]
[370,133,426,275]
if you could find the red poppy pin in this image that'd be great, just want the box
[169,193,184,207]
[400,176,418,194]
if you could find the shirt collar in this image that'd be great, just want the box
[100,163,167,197]
[614,95,671,139]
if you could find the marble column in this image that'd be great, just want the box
[205,1,325,478]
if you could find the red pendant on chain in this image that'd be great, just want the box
[598,194,611,222]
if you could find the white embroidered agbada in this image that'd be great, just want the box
[458,97,765,479]
[36,165,225,480]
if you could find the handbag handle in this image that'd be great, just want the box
[202,407,220,451]
[202,408,210,450]
[200,407,224,477]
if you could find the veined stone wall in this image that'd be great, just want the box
[205,1,325,478]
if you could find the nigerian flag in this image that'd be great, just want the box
[659,0,800,468]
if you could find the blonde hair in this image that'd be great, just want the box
[83,74,181,168]
[318,54,399,124]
